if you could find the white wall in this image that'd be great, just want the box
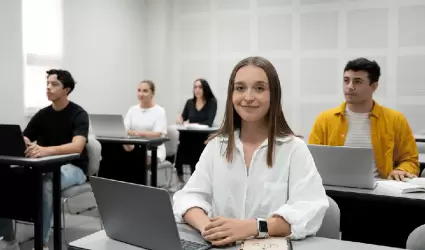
[144,0,178,122]
[0,0,24,126]
[2,0,425,136]
[0,0,148,128]
[160,0,425,137]
[63,0,148,116]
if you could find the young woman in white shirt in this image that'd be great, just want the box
[173,56,329,246]
[123,80,167,164]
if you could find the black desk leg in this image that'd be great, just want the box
[140,146,147,185]
[34,172,44,250]
[53,168,62,250]
[151,147,158,187]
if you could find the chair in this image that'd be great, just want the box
[316,196,340,240]
[156,125,180,189]
[407,224,425,250]
[61,135,102,244]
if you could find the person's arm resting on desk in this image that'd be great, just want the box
[201,141,328,246]
[389,114,420,180]
[263,143,329,240]
[25,112,89,158]
[130,107,167,138]
[172,140,214,233]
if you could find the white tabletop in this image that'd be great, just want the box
[69,227,402,250]
[415,134,425,141]
[325,181,425,201]
[172,124,219,132]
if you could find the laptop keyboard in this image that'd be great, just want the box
[180,239,210,250]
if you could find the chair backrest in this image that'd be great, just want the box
[316,196,340,239]
[407,224,425,250]
[86,134,102,176]
[164,125,180,157]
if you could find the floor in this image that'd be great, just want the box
[16,192,102,250]
[16,167,186,250]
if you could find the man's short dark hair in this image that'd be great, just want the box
[344,58,381,84]
[46,69,76,94]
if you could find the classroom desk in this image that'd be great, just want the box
[415,134,425,143]
[68,224,403,250]
[96,136,168,187]
[0,153,79,250]
[325,183,425,248]
[174,125,218,174]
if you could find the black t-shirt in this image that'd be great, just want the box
[181,98,217,127]
[23,102,89,173]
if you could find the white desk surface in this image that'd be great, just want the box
[325,181,425,201]
[172,124,219,132]
[70,227,402,250]
[415,134,425,140]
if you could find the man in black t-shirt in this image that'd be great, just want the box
[0,69,89,250]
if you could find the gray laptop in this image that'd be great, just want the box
[89,114,128,138]
[308,144,377,189]
[90,176,212,250]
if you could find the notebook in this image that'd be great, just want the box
[241,238,292,250]
[377,178,425,194]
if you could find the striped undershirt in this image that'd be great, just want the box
[344,107,378,177]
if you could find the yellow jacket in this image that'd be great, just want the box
[308,102,419,178]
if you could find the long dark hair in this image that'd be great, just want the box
[207,56,295,167]
[193,78,216,103]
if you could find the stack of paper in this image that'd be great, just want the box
[377,178,425,194]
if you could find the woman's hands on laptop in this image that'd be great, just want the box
[202,217,257,247]
[388,169,416,181]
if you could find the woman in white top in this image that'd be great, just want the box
[123,80,167,164]
[173,56,329,246]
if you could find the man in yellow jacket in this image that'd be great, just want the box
[308,58,419,181]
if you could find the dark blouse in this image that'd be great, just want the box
[181,98,217,127]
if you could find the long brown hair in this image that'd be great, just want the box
[207,56,296,167]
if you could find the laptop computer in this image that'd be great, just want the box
[308,144,377,189]
[90,176,212,250]
[0,124,27,157]
[89,114,133,138]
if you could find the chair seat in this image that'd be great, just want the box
[61,182,92,198]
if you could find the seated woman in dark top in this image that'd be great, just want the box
[175,78,218,184]
[177,78,217,127]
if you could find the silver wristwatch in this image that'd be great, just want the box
[256,218,269,238]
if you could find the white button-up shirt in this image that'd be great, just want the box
[173,132,329,239]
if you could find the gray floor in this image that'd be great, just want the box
[17,192,102,250]
[16,167,186,250]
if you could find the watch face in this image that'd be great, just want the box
[259,220,268,232]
